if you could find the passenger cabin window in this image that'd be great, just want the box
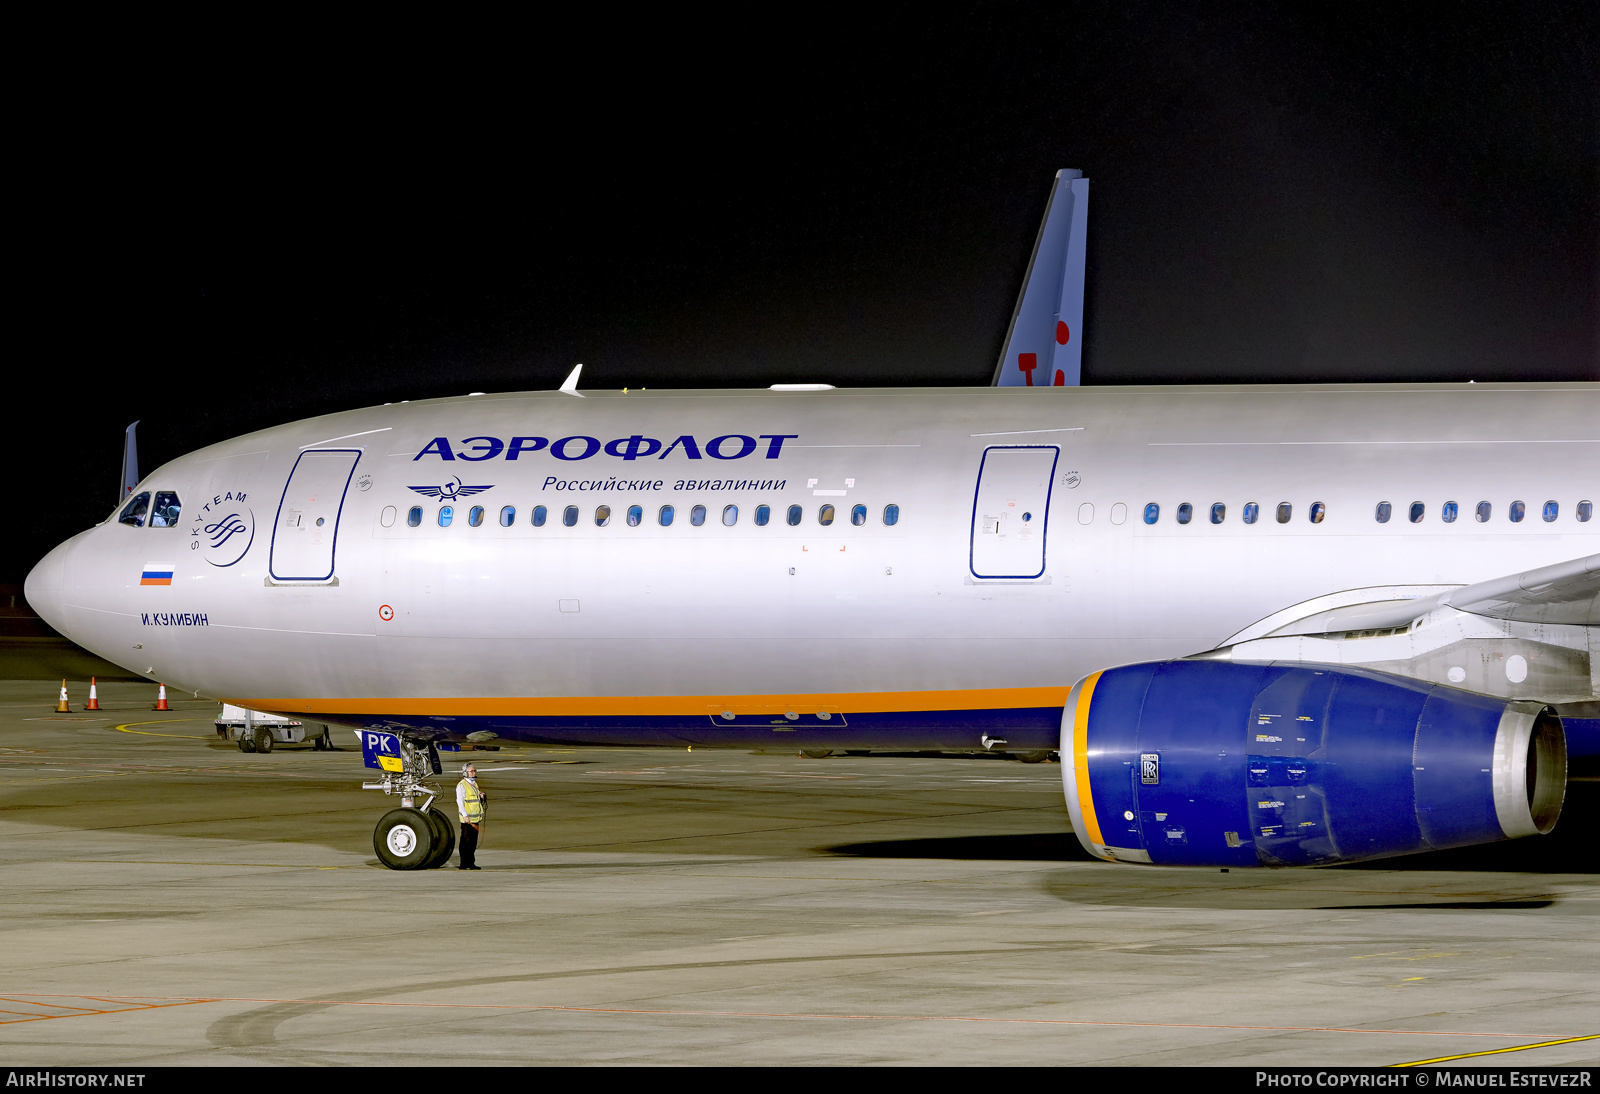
[1309,502,1326,524]
[1275,503,1292,524]
[659,505,675,526]
[818,504,835,526]
[407,506,422,527]
[1542,500,1558,522]
[1578,500,1593,522]
[500,506,515,527]
[151,491,182,527]
[1375,501,1392,523]
[786,504,803,527]
[755,504,770,526]
[468,506,484,527]
[1143,503,1159,525]
[1243,502,1259,525]
[722,504,738,526]
[119,492,150,527]
[439,506,454,527]
[563,506,579,527]
[1176,503,1193,525]
[1509,500,1526,523]
[1409,502,1425,524]
[1475,501,1491,523]
[531,505,547,527]
[627,505,643,527]
[690,505,706,527]
[594,505,611,527]
[883,504,900,526]
[1209,503,1225,525]
[851,504,867,526]
[1441,501,1458,523]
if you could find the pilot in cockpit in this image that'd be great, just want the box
[150,491,182,528]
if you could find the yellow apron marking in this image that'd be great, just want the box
[112,720,210,739]
[1391,1032,1599,1066]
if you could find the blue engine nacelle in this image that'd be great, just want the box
[1061,661,1566,867]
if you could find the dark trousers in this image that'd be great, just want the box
[459,821,479,867]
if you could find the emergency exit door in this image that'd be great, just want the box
[969,445,1058,579]
[270,449,362,582]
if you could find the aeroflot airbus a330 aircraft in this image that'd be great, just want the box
[26,171,1600,870]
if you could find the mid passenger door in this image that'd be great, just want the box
[969,445,1058,579]
[270,448,362,583]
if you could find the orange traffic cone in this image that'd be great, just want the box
[153,683,170,711]
[85,677,100,711]
[55,679,71,713]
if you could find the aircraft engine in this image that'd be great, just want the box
[1061,660,1566,867]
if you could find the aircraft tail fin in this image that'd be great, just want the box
[992,170,1089,387]
[120,421,140,503]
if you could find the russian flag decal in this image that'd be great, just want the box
[140,562,174,586]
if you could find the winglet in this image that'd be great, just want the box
[993,170,1090,388]
[559,363,585,398]
[120,421,140,503]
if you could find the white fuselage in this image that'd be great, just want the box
[25,382,1599,745]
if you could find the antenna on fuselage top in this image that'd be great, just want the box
[120,421,140,504]
[559,363,585,398]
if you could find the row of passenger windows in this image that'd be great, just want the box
[1142,499,1594,525]
[400,503,904,529]
[117,491,182,528]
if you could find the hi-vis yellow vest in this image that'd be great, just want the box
[459,778,484,822]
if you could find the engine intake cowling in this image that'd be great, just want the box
[1061,661,1566,867]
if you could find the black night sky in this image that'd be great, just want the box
[11,2,1597,586]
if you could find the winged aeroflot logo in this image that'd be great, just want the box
[408,476,493,501]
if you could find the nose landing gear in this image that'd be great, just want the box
[360,732,456,870]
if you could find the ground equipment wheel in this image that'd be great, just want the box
[312,730,327,750]
[254,727,273,753]
[422,807,456,869]
[237,733,255,753]
[1015,751,1052,764]
[373,808,436,870]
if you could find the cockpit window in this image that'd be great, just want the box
[151,491,182,527]
[119,492,150,527]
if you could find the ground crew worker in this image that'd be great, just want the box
[456,762,486,869]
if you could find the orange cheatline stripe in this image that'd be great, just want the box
[1391,1032,1600,1067]
[233,687,1074,718]
[1072,671,1104,849]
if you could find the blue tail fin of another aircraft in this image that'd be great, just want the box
[120,421,140,503]
[992,169,1089,387]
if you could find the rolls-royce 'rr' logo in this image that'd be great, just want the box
[409,476,492,501]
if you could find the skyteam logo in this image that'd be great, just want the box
[409,476,493,501]
[190,489,255,568]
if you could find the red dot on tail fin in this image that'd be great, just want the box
[1055,321,1070,345]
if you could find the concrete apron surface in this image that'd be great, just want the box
[0,680,1595,1066]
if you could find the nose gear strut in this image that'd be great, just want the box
[359,733,456,870]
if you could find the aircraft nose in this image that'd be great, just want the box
[24,538,73,637]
